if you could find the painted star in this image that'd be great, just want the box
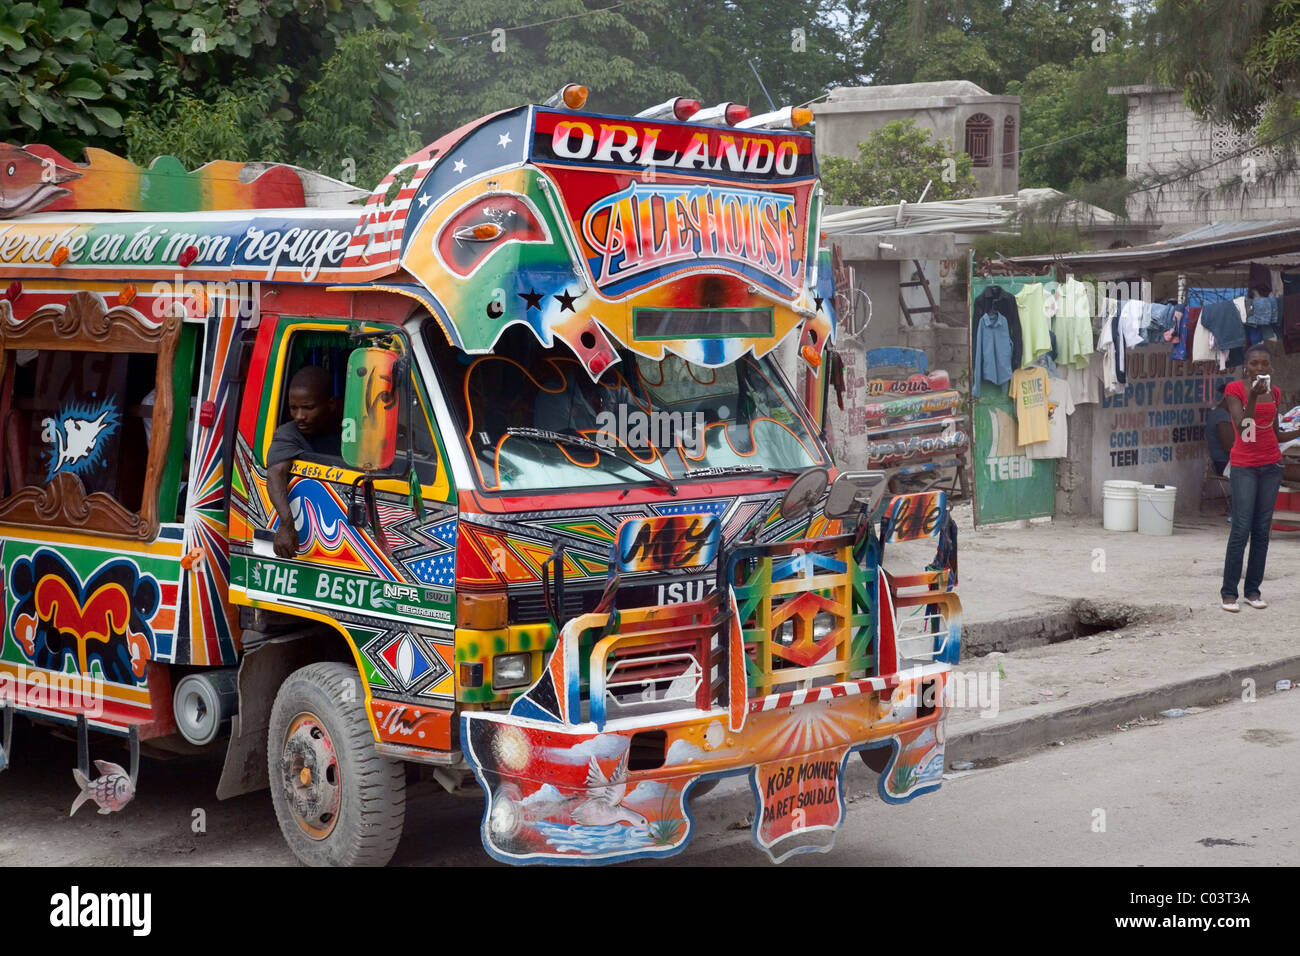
[417,194,430,207]
[518,289,545,311]
[814,296,825,312]
[453,159,467,174]
[554,289,578,312]
[498,132,512,148]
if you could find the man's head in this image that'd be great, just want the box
[287,366,341,436]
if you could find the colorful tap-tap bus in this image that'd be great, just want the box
[0,91,960,865]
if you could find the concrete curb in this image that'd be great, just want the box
[690,656,1300,829]
[948,654,1300,765]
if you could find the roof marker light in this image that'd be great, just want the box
[735,106,814,130]
[692,102,751,126]
[636,97,702,121]
[544,84,589,110]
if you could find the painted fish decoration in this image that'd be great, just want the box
[70,760,135,816]
[0,144,80,218]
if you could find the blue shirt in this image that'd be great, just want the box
[973,310,1013,398]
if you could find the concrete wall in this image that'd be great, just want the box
[814,88,1020,197]
[1116,86,1300,234]
[1060,344,1300,518]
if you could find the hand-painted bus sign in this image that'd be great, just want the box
[580,182,802,296]
[614,514,720,573]
[0,215,358,282]
[530,109,815,181]
[753,748,849,862]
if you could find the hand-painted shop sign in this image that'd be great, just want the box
[0,214,358,281]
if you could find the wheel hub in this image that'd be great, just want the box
[280,713,341,840]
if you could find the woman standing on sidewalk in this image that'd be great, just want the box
[1221,345,1300,611]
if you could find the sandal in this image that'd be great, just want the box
[1221,600,1241,612]
[1244,597,1268,609]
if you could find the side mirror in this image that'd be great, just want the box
[342,348,400,472]
[824,470,888,519]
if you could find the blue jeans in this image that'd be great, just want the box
[1221,462,1285,600]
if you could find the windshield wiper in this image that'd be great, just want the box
[682,464,801,480]
[505,427,678,495]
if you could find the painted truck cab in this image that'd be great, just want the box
[0,95,959,865]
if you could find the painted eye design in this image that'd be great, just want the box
[6,163,14,177]
[437,196,547,277]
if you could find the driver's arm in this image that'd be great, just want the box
[267,458,298,558]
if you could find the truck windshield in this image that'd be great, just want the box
[426,322,827,493]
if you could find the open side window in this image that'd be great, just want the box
[269,324,437,481]
[0,292,183,540]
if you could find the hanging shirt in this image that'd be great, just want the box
[1026,375,1075,459]
[972,286,1023,369]
[1053,277,1095,369]
[1008,366,1051,446]
[1191,317,1218,362]
[1014,283,1053,367]
[1063,356,1101,405]
[1199,299,1246,350]
[972,310,1013,398]
[1225,379,1282,467]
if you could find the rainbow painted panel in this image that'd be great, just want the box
[882,492,949,542]
[613,514,719,573]
[0,144,305,217]
[342,348,400,473]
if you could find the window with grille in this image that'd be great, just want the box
[1002,117,1017,168]
[965,113,994,167]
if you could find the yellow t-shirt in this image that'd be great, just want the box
[1008,366,1050,445]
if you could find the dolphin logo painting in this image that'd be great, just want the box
[0,144,81,218]
[41,399,120,482]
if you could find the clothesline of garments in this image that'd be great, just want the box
[972,270,1300,460]
[972,278,1096,460]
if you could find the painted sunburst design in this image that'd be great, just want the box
[754,700,864,756]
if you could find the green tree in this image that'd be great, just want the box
[0,1,151,155]
[1154,0,1300,145]
[819,118,977,205]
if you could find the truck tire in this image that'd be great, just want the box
[268,662,405,866]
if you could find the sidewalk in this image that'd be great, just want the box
[929,502,1300,761]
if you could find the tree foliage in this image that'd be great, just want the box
[819,119,977,206]
[1154,0,1300,146]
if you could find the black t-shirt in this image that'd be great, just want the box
[267,420,342,467]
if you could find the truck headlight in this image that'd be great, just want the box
[493,652,531,689]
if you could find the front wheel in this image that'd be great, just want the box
[268,662,405,866]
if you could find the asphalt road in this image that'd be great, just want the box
[1,688,1294,869]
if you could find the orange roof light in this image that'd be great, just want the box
[791,107,813,128]
[563,84,589,110]
[545,84,589,110]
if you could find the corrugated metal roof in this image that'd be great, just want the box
[1008,219,1300,272]
[1166,221,1289,243]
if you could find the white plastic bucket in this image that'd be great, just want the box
[1102,479,1142,531]
[1138,483,1177,536]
